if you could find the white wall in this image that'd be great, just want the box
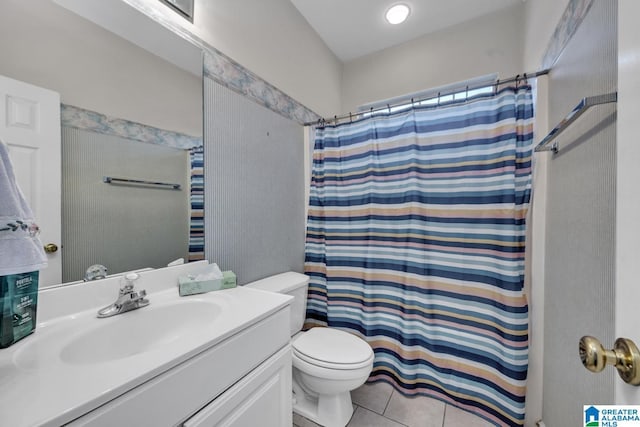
[616,0,640,405]
[522,0,571,70]
[196,0,342,118]
[520,1,569,426]
[130,0,343,118]
[524,77,550,427]
[0,0,202,137]
[340,4,525,114]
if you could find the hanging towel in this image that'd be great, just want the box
[0,138,47,276]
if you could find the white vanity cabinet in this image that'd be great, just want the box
[66,307,292,427]
[0,265,294,427]
[183,346,291,427]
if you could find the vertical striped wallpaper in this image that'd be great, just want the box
[203,77,305,284]
[542,0,617,425]
[62,127,190,282]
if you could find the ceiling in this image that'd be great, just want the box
[290,0,524,62]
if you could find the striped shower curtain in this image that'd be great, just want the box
[188,146,204,261]
[304,86,533,426]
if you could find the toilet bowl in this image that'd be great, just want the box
[245,272,374,427]
[292,327,374,426]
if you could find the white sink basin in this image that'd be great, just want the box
[60,300,221,365]
[12,295,223,371]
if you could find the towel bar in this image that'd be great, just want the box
[535,92,617,154]
[102,176,181,190]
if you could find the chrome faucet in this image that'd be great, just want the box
[97,272,149,318]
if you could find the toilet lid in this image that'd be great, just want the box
[292,328,373,369]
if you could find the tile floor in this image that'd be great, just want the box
[292,382,495,427]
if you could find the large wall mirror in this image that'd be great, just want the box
[0,0,203,285]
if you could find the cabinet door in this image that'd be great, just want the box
[184,346,292,427]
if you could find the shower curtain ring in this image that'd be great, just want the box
[437,92,441,106]
[349,112,353,123]
[465,85,469,102]
[523,73,528,84]
[387,104,391,114]
[494,79,500,94]
[515,74,520,88]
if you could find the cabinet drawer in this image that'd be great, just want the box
[183,345,291,427]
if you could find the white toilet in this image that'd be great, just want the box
[245,272,374,427]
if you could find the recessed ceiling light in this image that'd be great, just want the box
[385,4,410,25]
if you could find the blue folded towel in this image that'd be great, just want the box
[0,139,47,276]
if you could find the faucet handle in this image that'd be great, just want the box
[84,264,108,282]
[125,272,140,281]
[134,289,149,308]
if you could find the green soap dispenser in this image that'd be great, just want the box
[0,271,39,348]
[0,275,14,348]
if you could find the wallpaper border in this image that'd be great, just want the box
[120,0,321,126]
[542,0,596,69]
[61,104,202,150]
[202,51,321,125]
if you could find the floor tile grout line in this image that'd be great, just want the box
[382,388,394,416]
[379,390,412,427]
[442,404,448,427]
[382,413,410,427]
[379,391,449,427]
[298,392,491,427]
[362,404,409,427]
[346,403,359,426]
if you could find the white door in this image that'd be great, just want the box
[0,74,61,286]
[615,0,640,405]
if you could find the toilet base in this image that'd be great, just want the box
[293,389,354,427]
[291,351,371,427]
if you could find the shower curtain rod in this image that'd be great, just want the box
[304,69,550,127]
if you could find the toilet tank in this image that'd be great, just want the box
[244,272,309,336]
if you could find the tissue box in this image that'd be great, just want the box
[178,276,224,296]
[178,270,237,296]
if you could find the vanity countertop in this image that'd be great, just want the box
[0,282,291,427]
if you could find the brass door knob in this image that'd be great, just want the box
[579,336,640,385]
[44,243,58,254]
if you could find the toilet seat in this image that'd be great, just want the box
[292,327,374,370]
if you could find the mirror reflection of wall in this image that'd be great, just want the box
[61,113,198,282]
[0,0,203,284]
